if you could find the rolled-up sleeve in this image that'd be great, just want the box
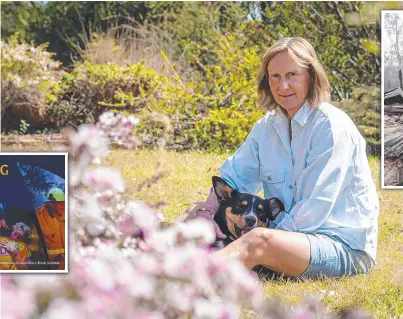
[220,121,263,195]
[273,120,355,232]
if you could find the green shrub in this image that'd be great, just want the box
[179,34,265,152]
[1,35,63,131]
[50,61,167,128]
[51,33,266,152]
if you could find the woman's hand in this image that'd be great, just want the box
[177,188,227,239]
[185,203,227,239]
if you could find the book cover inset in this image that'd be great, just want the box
[0,153,68,273]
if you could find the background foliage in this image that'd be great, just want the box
[1,1,381,154]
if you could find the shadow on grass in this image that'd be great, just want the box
[253,265,336,283]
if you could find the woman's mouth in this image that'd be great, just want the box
[279,93,295,98]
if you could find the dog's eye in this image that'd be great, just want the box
[236,201,248,208]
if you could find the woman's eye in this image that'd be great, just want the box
[270,74,280,79]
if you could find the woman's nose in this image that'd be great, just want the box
[280,78,290,90]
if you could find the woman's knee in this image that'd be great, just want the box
[246,227,275,244]
[239,228,311,275]
[244,227,276,259]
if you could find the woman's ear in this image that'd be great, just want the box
[212,176,233,201]
[265,198,285,220]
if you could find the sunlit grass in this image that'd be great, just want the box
[105,150,403,317]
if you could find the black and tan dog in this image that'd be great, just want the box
[211,176,284,249]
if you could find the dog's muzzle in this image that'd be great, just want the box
[245,215,257,228]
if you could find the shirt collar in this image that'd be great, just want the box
[272,101,313,127]
[292,101,314,127]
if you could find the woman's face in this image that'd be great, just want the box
[267,50,311,118]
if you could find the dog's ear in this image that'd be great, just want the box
[212,176,234,201]
[264,198,285,220]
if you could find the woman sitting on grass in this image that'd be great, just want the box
[179,37,379,278]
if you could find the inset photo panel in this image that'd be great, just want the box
[382,10,403,188]
[0,153,68,273]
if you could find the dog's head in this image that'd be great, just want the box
[212,176,284,239]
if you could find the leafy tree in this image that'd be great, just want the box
[1,2,248,66]
[1,1,46,43]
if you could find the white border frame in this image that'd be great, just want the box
[0,152,69,273]
[381,10,403,189]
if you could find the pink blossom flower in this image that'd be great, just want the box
[82,167,125,193]
[77,195,103,224]
[98,111,118,127]
[42,299,87,319]
[132,253,162,275]
[125,268,157,299]
[1,277,37,319]
[15,274,64,292]
[97,111,139,149]
[162,246,203,278]
[193,298,240,319]
[134,311,165,319]
[85,259,116,291]
[118,216,138,236]
[176,219,216,245]
[119,201,158,239]
[69,124,109,160]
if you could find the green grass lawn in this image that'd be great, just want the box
[3,143,403,317]
[104,149,403,317]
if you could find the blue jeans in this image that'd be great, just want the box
[253,233,374,279]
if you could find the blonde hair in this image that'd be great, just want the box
[257,37,330,111]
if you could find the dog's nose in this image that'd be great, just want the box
[245,215,257,227]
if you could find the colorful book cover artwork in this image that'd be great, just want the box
[0,153,68,273]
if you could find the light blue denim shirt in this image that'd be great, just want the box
[220,102,379,261]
